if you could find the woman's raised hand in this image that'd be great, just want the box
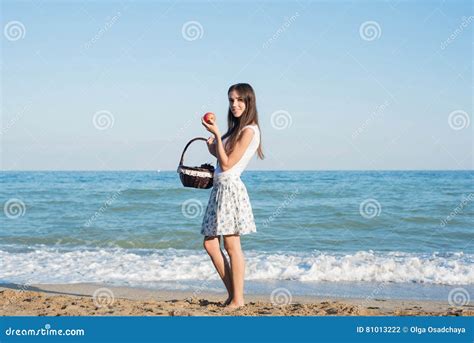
[201,118,220,137]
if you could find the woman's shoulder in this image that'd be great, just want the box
[241,123,259,133]
[239,124,259,145]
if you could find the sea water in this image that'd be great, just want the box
[1,171,472,300]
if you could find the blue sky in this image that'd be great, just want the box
[1,0,472,170]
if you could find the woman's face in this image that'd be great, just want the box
[228,90,246,118]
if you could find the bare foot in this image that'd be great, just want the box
[225,300,244,309]
[223,296,233,306]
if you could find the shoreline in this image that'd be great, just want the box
[1,283,472,316]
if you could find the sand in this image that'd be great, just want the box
[1,283,472,316]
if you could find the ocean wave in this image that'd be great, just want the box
[0,247,472,286]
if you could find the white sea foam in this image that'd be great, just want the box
[0,247,472,286]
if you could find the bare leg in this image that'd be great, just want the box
[223,234,245,307]
[203,236,233,304]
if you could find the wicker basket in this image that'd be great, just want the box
[177,137,215,189]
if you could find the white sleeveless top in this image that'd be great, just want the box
[214,125,260,177]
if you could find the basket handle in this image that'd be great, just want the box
[178,137,208,167]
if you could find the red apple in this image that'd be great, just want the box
[203,112,215,124]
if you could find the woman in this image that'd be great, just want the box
[201,83,264,309]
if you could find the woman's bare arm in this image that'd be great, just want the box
[214,128,254,171]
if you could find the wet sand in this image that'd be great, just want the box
[1,283,472,316]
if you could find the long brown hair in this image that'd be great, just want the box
[221,83,264,160]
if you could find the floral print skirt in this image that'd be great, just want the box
[201,173,257,237]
